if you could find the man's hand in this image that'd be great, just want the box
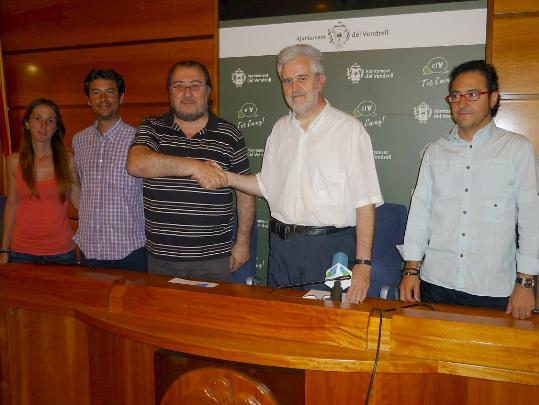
[192,161,228,189]
[399,275,421,302]
[229,241,249,272]
[345,264,370,304]
[506,284,535,319]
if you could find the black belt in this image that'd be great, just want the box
[270,218,351,240]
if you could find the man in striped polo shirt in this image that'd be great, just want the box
[128,60,255,281]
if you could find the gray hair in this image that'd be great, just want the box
[276,44,325,77]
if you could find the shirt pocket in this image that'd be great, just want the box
[430,160,452,197]
[484,198,506,223]
[479,159,514,198]
[313,170,345,207]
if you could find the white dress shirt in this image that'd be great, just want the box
[397,121,539,297]
[257,101,383,228]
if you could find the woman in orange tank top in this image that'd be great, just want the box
[0,99,80,265]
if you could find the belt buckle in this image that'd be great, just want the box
[283,224,290,240]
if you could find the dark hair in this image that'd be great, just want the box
[448,60,500,117]
[166,60,212,90]
[83,69,125,96]
[20,98,72,201]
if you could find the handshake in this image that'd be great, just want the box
[192,160,229,190]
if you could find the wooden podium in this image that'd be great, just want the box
[0,264,537,404]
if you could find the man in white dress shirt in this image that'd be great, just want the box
[209,44,383,304]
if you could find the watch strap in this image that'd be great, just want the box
[354,258,372,266]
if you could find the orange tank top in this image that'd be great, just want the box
[11,169,74,255]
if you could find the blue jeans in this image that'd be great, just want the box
[9,250,77,265]
[80,247,147,273]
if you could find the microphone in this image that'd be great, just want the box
[274,252,352,291]
[332,252,349,268]
[330,280,343,301]
[274,274,351,290]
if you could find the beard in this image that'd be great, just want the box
[171,93,209,122]
[286,90,320,115]
[173,108,207,122]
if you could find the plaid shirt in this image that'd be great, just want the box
[72,118,145,260]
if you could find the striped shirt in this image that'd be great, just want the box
[72,118,145,260]
[131,111,250,261]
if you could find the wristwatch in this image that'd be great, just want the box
[515,277,536,288]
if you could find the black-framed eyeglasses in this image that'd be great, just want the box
[446,90,489,103]
[170,82,207,93]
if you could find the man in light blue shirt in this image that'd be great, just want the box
[398,60,539,319]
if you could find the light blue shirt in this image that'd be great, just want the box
[397,121,539,297]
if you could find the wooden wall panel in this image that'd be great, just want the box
[0,0,214,52]
[7,103,169,152]
[6,307,90,405]
[494,0,539,13]
[491,16,539,94]
[4,39,215,107]
[495,99,539,153]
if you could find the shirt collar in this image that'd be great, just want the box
[447,120,495,145]
[93,116,124,140]
[164,110,218,136]
[290,99,330,132]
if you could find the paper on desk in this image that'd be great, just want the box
[303,289,348,301]
[168,277,218,288]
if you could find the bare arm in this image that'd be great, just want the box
[67,152,80,210]
[226,171,263,197]
[230,190,256,272]
[127,145,227,188]
[345,204,376,304]
[1,155,18,264]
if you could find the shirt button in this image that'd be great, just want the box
[466,165,470,169]
[460,253,464,257]
[465,188,469,192]
[463,210,467,214]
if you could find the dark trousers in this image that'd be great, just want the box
[9,249,77,265]
[147,255,231,282]
[420,280,509,310]
[80,247,147,273]
[268,227,356,290]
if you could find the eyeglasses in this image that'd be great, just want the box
[446,90,489,103]
[170,82,206,93]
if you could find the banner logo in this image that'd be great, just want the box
[421,56,450,88]
[238,103,258,118]
[247,147,264,158]
[413,103,450,123]
[422,57,449,75]
[237,102,266,129]
[353,101,386,128]
[231,68,272,88]
[328,22,351,48]
[353,101,377,117]
[231,68,247,87]
[347,64,364,83]
[413,102,432,124]
[347,64,394,83]
[374,150,392,160]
